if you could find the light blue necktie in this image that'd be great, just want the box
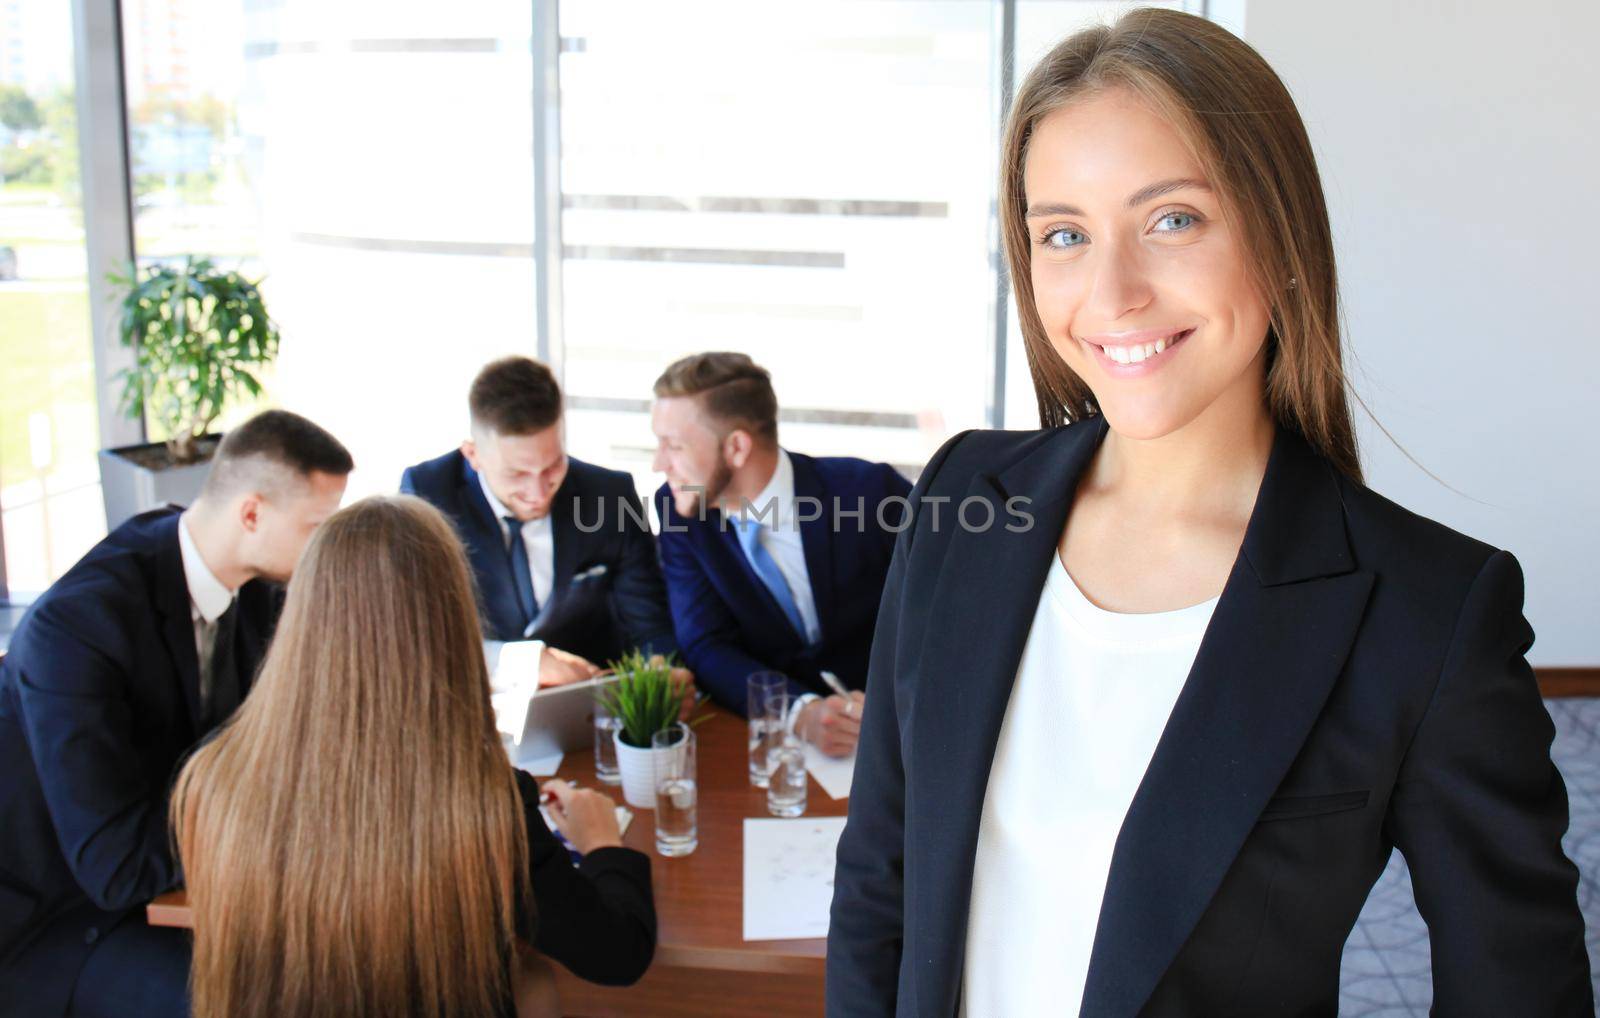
[734,516,809,642]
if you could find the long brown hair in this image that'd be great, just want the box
[172,495,530,1018]
[1001,7,1362,481]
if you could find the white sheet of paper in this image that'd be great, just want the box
[803,743,855,800]
[513,746,564,776]
[742,817,847,941]
[542,803,632,838]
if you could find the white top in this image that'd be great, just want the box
[959,553,1219,1018]
[479,473,556,624]
[177,514,237,716]
[732,448,822,646]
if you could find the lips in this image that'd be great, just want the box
[1085,328,1194,372]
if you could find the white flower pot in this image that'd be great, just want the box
[614,731,666,810]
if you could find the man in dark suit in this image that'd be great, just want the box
[402,356,683,689]
[0,410,352,1018]
[650,353,911,757]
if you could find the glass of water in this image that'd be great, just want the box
[593,700,621,785]
[652,722,698,856]
[747,671,789,788]
[766,734,807,817]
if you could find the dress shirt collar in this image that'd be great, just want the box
[178,514,234,623]
[479,472,551,535]
[739,447,795,530]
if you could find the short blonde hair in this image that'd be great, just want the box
[653,352,779,443]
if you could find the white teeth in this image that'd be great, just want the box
[1101,332,1186,366]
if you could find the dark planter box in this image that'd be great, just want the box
[98,437,221,530]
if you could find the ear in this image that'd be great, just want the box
[724,429,754,470]
[237,493,263,533]
[460,439,480,471]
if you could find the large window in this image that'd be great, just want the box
[558,0,999,491]
[1,0,1206,599]
[123,0,538,496]
[0,0,100,594]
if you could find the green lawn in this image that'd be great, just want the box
[0,286,99,488]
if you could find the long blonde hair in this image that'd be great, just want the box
[1001,8,1361,481]
[172,495,530,1018]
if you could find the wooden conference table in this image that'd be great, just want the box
[148,706,848,1017]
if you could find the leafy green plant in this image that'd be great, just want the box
[596,650,700,749]
[108,257,279,464]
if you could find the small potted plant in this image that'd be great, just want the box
[597,650,694,809]
[98,257,280,527]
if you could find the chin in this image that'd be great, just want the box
[1095,396,1202,442]
[672,491,703,518]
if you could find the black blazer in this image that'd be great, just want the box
[0,508,279,1017]
[827,419,1591,1017]
[401,450,677,663]
[512,770,655,986]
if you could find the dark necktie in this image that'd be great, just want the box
[503,515,539,632]
[204,600,241,729]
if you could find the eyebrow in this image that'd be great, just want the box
[1024,177,1212,218]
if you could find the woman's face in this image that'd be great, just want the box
[1023,87,1271,440]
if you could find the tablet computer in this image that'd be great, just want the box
[513,674,619,763]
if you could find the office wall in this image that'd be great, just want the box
[1246,1,1599,663]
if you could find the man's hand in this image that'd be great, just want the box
[797,691,865,757]
[670,667,698,721]
[539,646,602,688]
[645,655,698,721]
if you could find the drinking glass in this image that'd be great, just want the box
[766,734,807,818]
[747,671,789,788]
[653,722,698,856]
[593,700,621,785]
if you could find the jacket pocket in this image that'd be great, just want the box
[1258,789,1370,822]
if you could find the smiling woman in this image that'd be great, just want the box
[826,8,1591,1018]
[1001,14,1357,482]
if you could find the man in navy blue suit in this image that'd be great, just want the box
[402,356,685,689]
[0,410,351,1018]
[651,353,911,757]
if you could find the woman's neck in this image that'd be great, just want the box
[1086,387,1276,523]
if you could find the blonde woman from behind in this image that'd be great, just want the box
[173,495,654,1018]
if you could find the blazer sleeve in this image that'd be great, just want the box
[11,607,181,911]
[514,770,656,986]
[1385,549,1592,1016]
[608,486,680,660]
[655,501,807,712]
[826,432,969,1018]
[873,462,915,558]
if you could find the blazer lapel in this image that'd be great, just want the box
[1078,428,1374,1018]
[713,511,807,651]
[542,470,583,627]
[152,521,205,735]
[791,453,835,644]
[459,460,524,637]
[909,418,1108,1015]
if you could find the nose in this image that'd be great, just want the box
[1081,235,1154,324]
[651,446,667,473]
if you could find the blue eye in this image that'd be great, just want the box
[1155,211,1197,232]
[1042,227,1086,249]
